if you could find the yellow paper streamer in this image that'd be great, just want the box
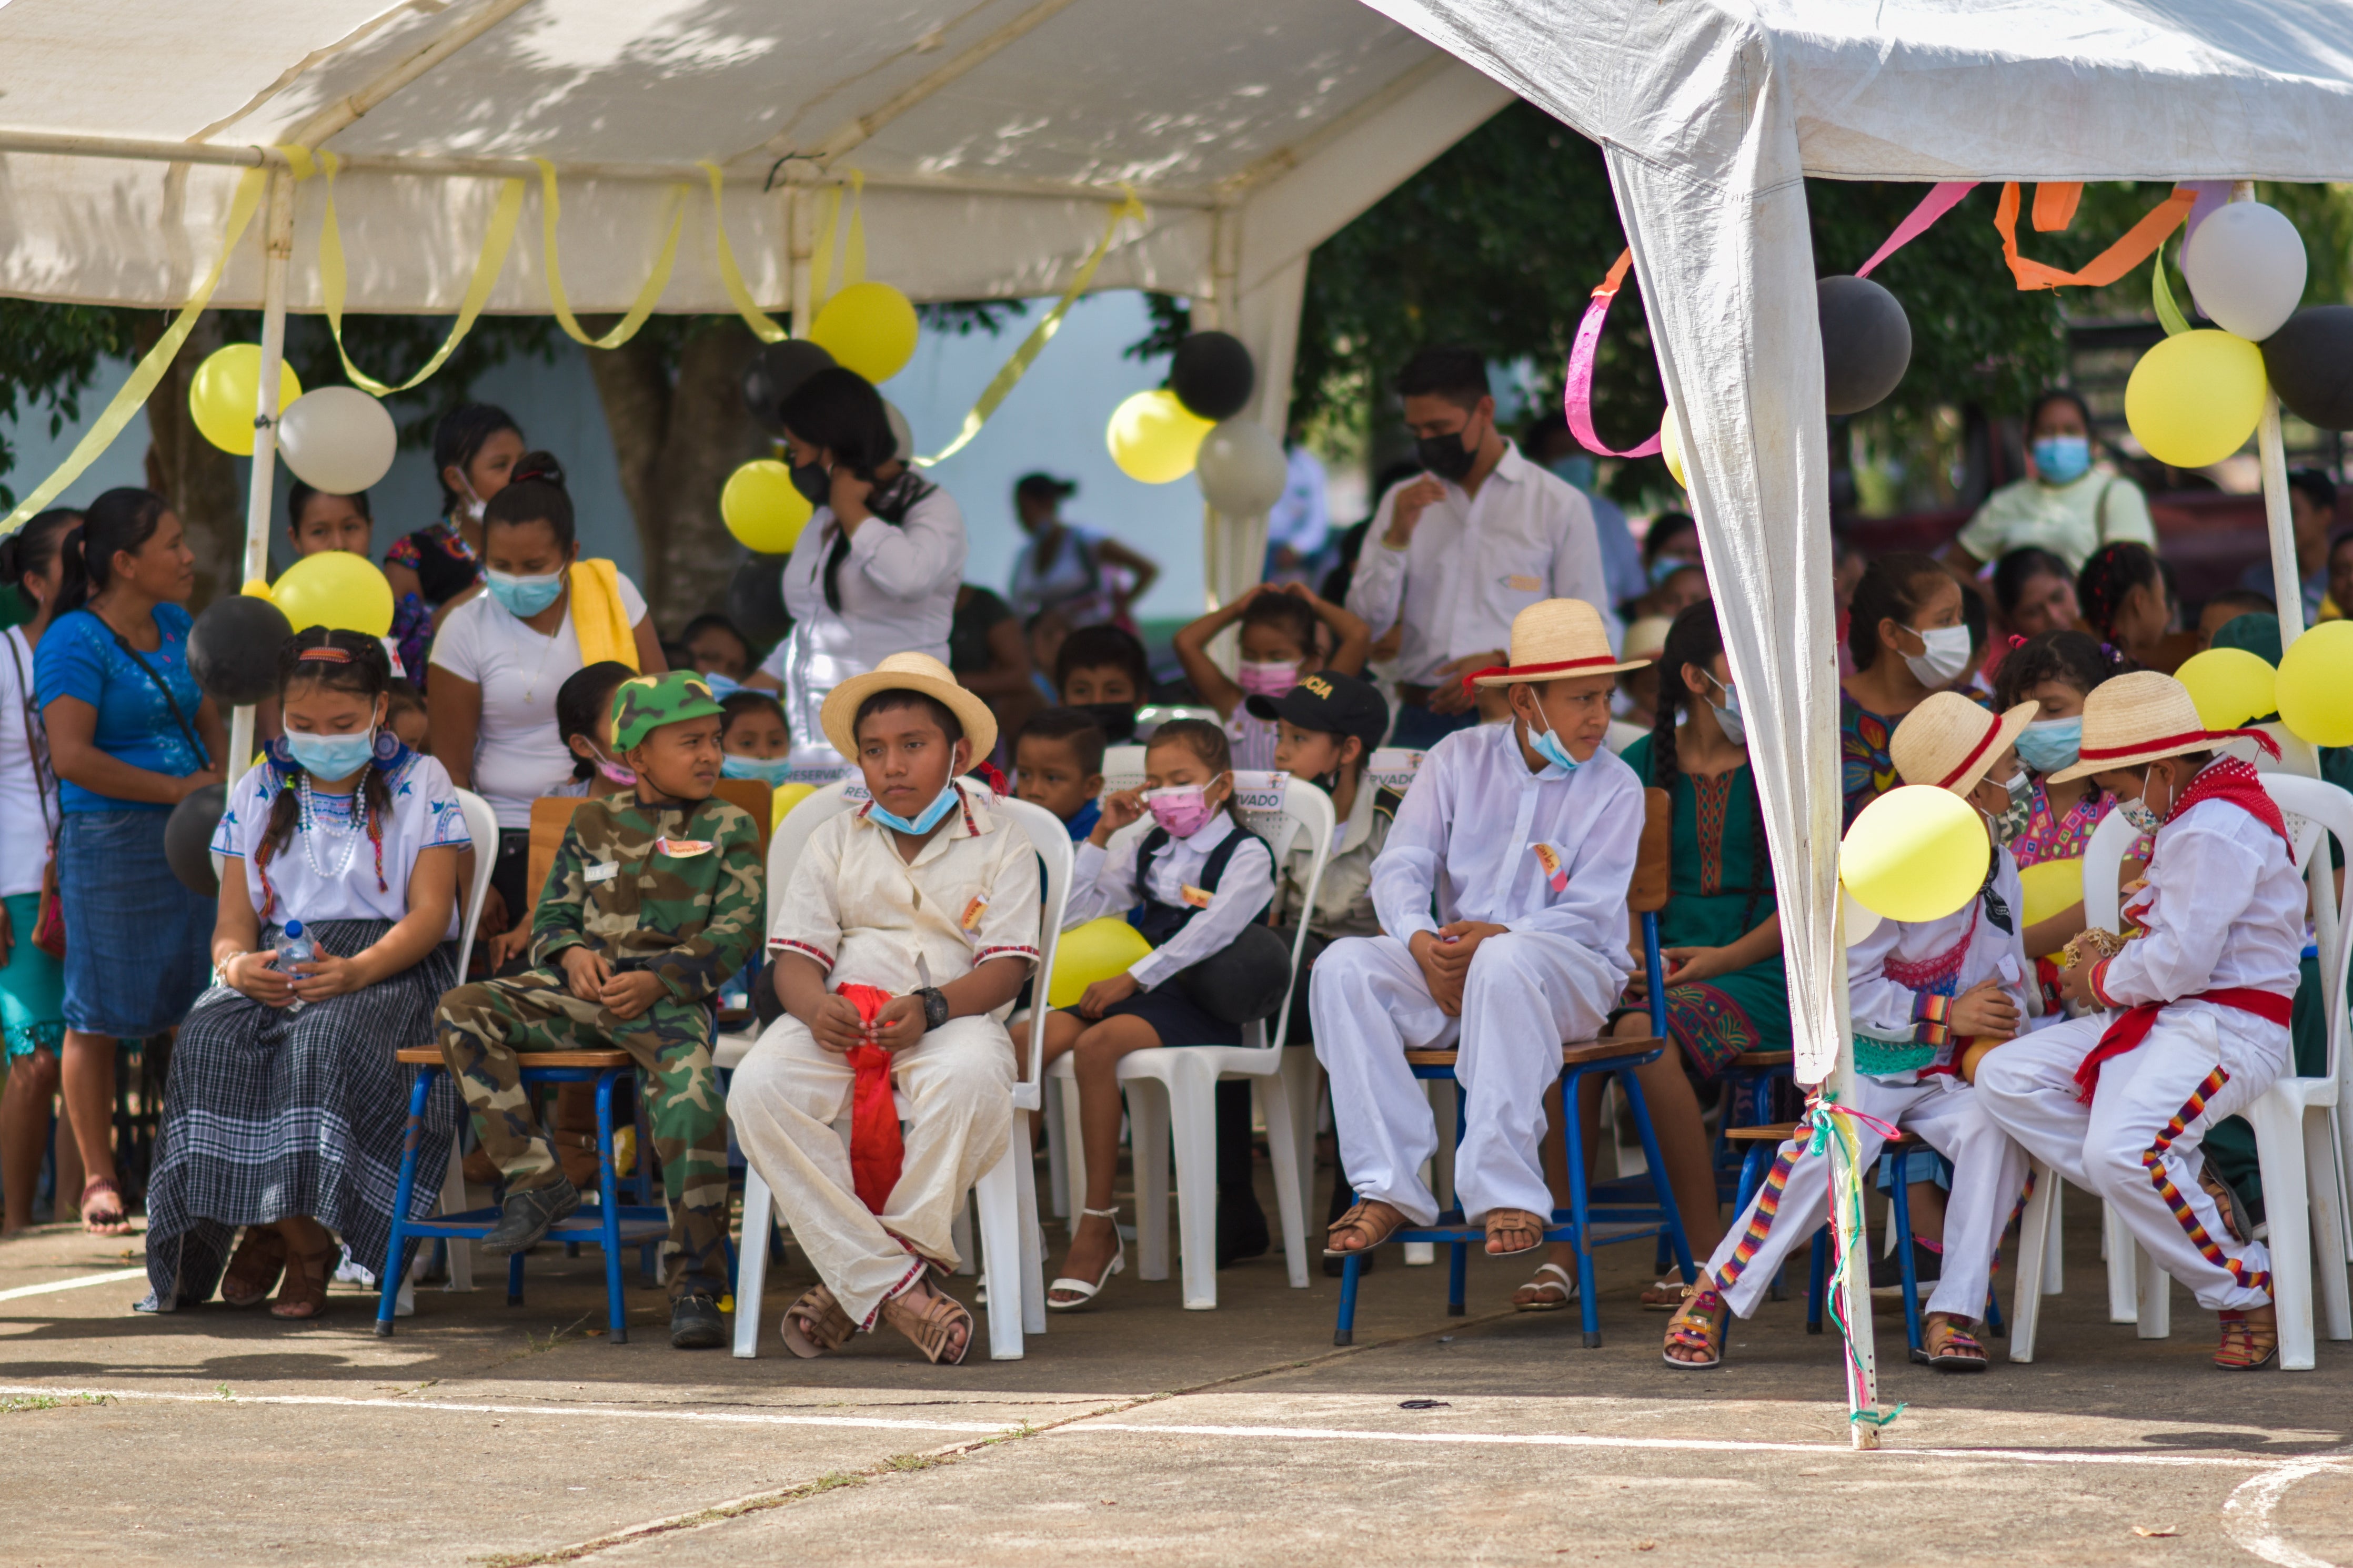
[916,190,1145,468]
[699,162,787,344]
[1,167,269,534]
[535,158,688,350]
[300,148,527,394]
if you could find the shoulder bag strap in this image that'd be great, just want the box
[4,629,55,839]
[2095,477,2115,547]
[110,626,212,772]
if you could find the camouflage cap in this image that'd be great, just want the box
[611,670,727,751]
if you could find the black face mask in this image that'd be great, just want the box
[1077,702,1138,744]
[789,459,830,505]
[1415,422,1479,482]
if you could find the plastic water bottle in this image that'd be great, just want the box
[276,919,315,1014]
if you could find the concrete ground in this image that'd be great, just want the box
[2,1167,2348,1568]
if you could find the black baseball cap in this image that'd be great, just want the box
[1245,670,1390,753]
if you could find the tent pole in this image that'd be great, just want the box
[227,169,296,775]
[1824,918,1880,1449]
[2257,396,2304,644]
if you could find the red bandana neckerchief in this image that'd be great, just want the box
[2072,753,2296,1102]
[837,984,906,1212]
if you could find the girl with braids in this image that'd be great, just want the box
[1840,551,1969,826]
[2076,540,2180,673]
[1523,601,1787,1312]
[142,629,471,1320]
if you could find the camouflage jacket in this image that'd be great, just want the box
[531,793,763,1002]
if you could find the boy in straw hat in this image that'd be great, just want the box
[1663,691,2033,1372]
[436,671,761,1351]
[1317,599,1647,1266]
[728,653,1041,1366]
[1974,670,2303,1370]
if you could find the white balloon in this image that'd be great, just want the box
[2181,201,2307,342]
[1840,882,1882,948]
[278,386,398,494]
[1194,418,1287,515]
[884,399,914,462]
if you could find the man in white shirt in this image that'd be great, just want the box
[1313,600,1646,1261]
[1346,347,1616,751]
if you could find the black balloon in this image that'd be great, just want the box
[1817,275,1912,416]
[742,340,837,434]
[1169,331,1255,421]
[728,553,793,651]
[188,594,293,707]
[166,783,227,897]
[2262,306,2353,431]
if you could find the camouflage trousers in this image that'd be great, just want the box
[436,967,730,1296]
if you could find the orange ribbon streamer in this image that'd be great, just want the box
[2030,181,2083,234]
[1996,182,2195,291]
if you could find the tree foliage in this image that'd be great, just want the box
[0,303,149,509]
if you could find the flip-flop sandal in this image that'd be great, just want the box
[1512,1262,1577,1312]
[1916,1320,1989,1373]
[2215,1310,2279,1371]
[1323,1198,1405,1258]
[1483,1208,1546,1258]
[1662,1288,1727,1371]
[780,1284,856,1360]
[882,1284,974,1366]
[1639,1277,1686,1312]
[220,1226,288,1308]
[78,1178,130,1236]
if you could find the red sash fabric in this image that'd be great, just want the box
[838,984,906,1213]
[2166,754,2292,861]
[2073,986,2294,1103]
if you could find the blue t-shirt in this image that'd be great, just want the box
[35,604,207,814]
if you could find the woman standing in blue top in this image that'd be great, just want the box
[35,489,225,1233]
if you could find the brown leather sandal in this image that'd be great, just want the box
[881,1281,973,1365]
[1324,1198,1406,1257]
[2215,1307,2279,1370]
[220,1226,287,1308]
[269,1242,336,1321]
[1483,1208,1547,1257]
[780,1284,856,1359]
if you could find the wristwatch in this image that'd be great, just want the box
[916,986,950,1031]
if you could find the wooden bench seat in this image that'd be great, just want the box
[1722,1120,1922,1147]
[395,1046,634,1068]
[1403,1035,1668,1070]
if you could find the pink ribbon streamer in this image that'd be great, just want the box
[1854,181,1979,279]
[1562,250,1661,459]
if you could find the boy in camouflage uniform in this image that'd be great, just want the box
[436,671,762,1350]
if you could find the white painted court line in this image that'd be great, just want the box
[0,1384,1020,1436]
[0,1267,147,1304]
[1059,1420,2346,1471]
[2225,1460,2342,1568]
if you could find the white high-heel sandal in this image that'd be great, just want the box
[1045,1206,1125,1311]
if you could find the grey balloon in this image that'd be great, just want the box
[1817,274,1912,416]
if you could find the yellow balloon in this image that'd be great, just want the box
[771,781,819,829]
[809,282,919,385]
[2175,646,2277,731]
[1660,404,1688,489]
[240,578,273,599]
[1839,784,1988,923]
[1047,917,1154,1009]
[189,345,301,456]
[721,460,813,553]
[270,550,394,638]
[2124,328,2266,470]
[1106,390,1213,484]
[2017,857,2085,955]
[2277,619,2353,746]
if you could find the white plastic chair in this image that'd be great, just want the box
[1047,771,1331,1309]
[725,781,1069,1361]
[2011,772,2352,1369]
[1100,744,1146,795]
[416,789,501,1299]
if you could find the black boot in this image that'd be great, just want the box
[479,1178,580,1256]
[669,1290,725,1349]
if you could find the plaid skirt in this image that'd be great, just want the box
[142,921,462,1310]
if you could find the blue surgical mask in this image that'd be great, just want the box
[721,753,794,788]
[1706,673,1746,746]
[868,782,960,836]
[1546,455,1596,493]
[287,727,377,781]
[2032,436,2092,485]
[1526,709,1581,776]
[485,567,566,618]
[2015,716,2082,775]
[1647,555,1689,589]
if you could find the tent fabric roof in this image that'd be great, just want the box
[0,0,1506,312]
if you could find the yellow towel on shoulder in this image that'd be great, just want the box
[569,558,637,670]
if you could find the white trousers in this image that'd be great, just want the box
[1975,1007,2286,1312]
[1703,1071,2028,1322]
[1311,930,1616,1225]
[727,1014,1013,1326]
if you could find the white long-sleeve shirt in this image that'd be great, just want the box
[1368,720,1640,978]
[765,485,968,756]
[2099,790,2303,1009]
[1345,441,1616,686]
[1847,846,2029,1059]
[1064,813,1275,991]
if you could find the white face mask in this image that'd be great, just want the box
[1903,623,1973,688]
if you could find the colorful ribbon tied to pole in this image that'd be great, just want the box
[837,984,906,1214]
[1804,1093,1908,1431]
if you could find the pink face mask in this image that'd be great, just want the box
[590,747,636,787]
[1235,660,1300,699]
[1143,783,1218,838]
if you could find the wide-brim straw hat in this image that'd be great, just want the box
[820,652,998,762]
[1891,691,2036,797]
[1469,598,1651,688]
[2047,669,2242,784]
[1621,615,1674,666]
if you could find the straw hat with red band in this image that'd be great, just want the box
[1889,691,2036,798]
[821,651,998,762]
[2046,669,2279,784]
[1466,599,1650,689]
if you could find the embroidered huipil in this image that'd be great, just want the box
[1368,720,1640,979]
[1064,813,1274,990]
[1846,845,2029,1077]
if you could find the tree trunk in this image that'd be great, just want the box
[141,310,244,606]
[580,321,767,634]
